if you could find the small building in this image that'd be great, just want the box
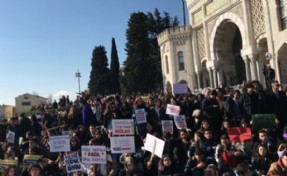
[15,93,47,115]
[0,105,14,119]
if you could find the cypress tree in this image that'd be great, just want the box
[110,38,121,94]
[88,45,110,96]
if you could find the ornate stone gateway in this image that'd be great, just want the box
[213,21,245,85]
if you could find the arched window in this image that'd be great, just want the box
[277,0,287,30]
[178,51,185,71]
[165,56,169,74]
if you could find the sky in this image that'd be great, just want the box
[0,0,188,106]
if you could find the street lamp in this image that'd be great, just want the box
[75,70,81,95]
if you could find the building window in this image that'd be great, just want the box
[178,51,185,71]
[22,102,31,106]
[165,56,169,74]
[278,0,287,30]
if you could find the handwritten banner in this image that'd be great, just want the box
[112,119,134,135]
[252,114,276,132]
[173,83,188,94]
[23,155,41,167]
[110,136,135,154]
[161,120,173,134]
[64,152,82,174]
[174,115,187,129]
[135,108,147,124]
[0,160,17,173]
[49,135,71,152]
[166,104,180,116]
[82,146,106,164]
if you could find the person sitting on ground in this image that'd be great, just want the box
[267,150,287,175]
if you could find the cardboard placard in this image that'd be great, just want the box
[252,114,276,132]
[112,119,134,135]
[166,104,180,116]
[174,115,187,129]
[110,136,135,154]
[227,127,252,143]
[135,108,147,124]
[6,131,15,143]
[161,120,173,134]
[49,135,71,152]
[81,146,106,164]
[173,83,188,94]
[64,152,82,174]
[144,133,165,158]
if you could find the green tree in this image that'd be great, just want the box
[123,12,153,93]
[88,45,110,95]
[122,9,178,94]
[110,38,121,94]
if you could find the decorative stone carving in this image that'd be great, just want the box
[175,40,186,46]
[208,18,218,35]
[196,27,206,59]
[230,4,244,21]
[162,44,169,54]
[250,0,266,39]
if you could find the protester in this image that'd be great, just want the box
[1,79,287,175]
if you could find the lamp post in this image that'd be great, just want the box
[75,70,81,95]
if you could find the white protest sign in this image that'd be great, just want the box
[166,104,180,116]
[110,136,135,154]
[161,120,173,134]
[112,119,134,135]
[6,131,15,143]
[135,108,147,124]
[81,145,106,164]
[173,83,188,94]
[49,135,71,152]
[174,115,187,129]
[62,130,72,136]
[144,133,165,158]
[64,152,82,174]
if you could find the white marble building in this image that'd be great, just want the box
[158,0,287,93]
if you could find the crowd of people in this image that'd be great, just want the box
[1,79,287,176]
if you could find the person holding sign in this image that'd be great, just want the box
[6,117,20,146]
[103,101,124,130]
[133,96,148,138]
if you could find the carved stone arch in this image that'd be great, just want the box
[210,12,247,85]
[179,80,187,84]
[210,12,247,61]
